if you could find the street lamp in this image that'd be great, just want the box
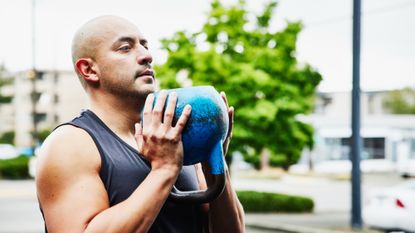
[30,0,38,156]
[351,0,363,229]
[27,68,38,156]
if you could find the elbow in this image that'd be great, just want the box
[237,203,246,232]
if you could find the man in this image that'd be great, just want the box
[36,15,244,233]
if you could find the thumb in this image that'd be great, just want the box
[134,123,143,153]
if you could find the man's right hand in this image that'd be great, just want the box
[135,90,192,173]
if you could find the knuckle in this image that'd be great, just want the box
[164,132,179,143]
[153,109,162,115]
[150,134,157,141]
[142,134,148,141]
[153,109,162,116]
[176,121,186,128]
[159,134,168,142]
[172,136,180,143]
[164,112,173,119]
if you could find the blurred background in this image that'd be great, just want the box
[1,0,415,232]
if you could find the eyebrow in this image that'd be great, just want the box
[114,36,148,46]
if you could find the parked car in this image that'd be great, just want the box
[397,160,415,178]
[363,180,415,232]
[0,144,19,159]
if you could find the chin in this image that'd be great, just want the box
[138,84,155,96]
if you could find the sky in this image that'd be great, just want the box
[0,0,414,92]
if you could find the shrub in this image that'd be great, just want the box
[38,128,52,143]
[0,131,15,145]
[0,156,30,179]
[237,190,314,213]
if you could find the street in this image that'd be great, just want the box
[0,173,406,233]
[0,180,281,233]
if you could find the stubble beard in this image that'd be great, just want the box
[100,71,155,103]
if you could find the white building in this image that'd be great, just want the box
[292,91,415,175]
[0,70,87,148]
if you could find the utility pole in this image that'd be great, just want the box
[30,0,38,156]
[351,0,363,229]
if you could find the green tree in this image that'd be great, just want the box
[383,87,415,114]
[155,0,322,169]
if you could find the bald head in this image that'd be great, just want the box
[72,15,138,64]
[71,16,143,88]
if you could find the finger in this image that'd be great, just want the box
[152,90,168,125]
[134,122,143,137]
[221,91,229,108]
[134,123,144,153]
[227,106,234,139]
[174,104,192,135]
[142,93,154,126]
[163,92,177,127]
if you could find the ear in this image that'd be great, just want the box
[75,58,99,83]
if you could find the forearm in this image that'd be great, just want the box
[207,170,245,233]
[84,168,178,233]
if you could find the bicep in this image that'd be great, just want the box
[36,127,109,232]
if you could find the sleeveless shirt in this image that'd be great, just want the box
[46,109,204,233]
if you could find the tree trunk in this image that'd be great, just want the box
[260,148,270,171]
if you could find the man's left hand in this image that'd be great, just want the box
[220,91,234,156]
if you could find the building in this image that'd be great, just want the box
[293,90,415,175]
[1,70,87,147]
[0,68,15,134]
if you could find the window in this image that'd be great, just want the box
[364,138,385,159]
[35,113,47,123]
[323,137,385,160]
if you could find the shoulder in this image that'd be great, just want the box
[36,125,109,231]
[36,124,101,181]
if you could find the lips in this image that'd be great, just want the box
[137,69,154,78]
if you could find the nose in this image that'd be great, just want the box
[137,46,153,66]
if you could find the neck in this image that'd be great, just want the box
[88,92,146,136]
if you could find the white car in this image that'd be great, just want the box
[363,180,415,232]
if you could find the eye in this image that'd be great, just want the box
[118,44,132,52]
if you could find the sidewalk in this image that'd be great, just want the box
[233,171,399,233]
[246,212,382,233]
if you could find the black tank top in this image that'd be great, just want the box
[46,109,204,233]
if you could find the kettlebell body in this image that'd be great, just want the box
[166,86,228,174]
[151,86,228,203]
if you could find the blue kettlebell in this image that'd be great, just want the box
[152,86,229,204]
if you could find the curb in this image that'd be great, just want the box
[246,223,357,233]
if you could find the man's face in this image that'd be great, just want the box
[93,19,155,99]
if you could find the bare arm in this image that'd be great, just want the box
[196,92,245,233]
[196,164,245,233]
[36,91,191,233]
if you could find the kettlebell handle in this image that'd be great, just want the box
[169,173,226,204]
